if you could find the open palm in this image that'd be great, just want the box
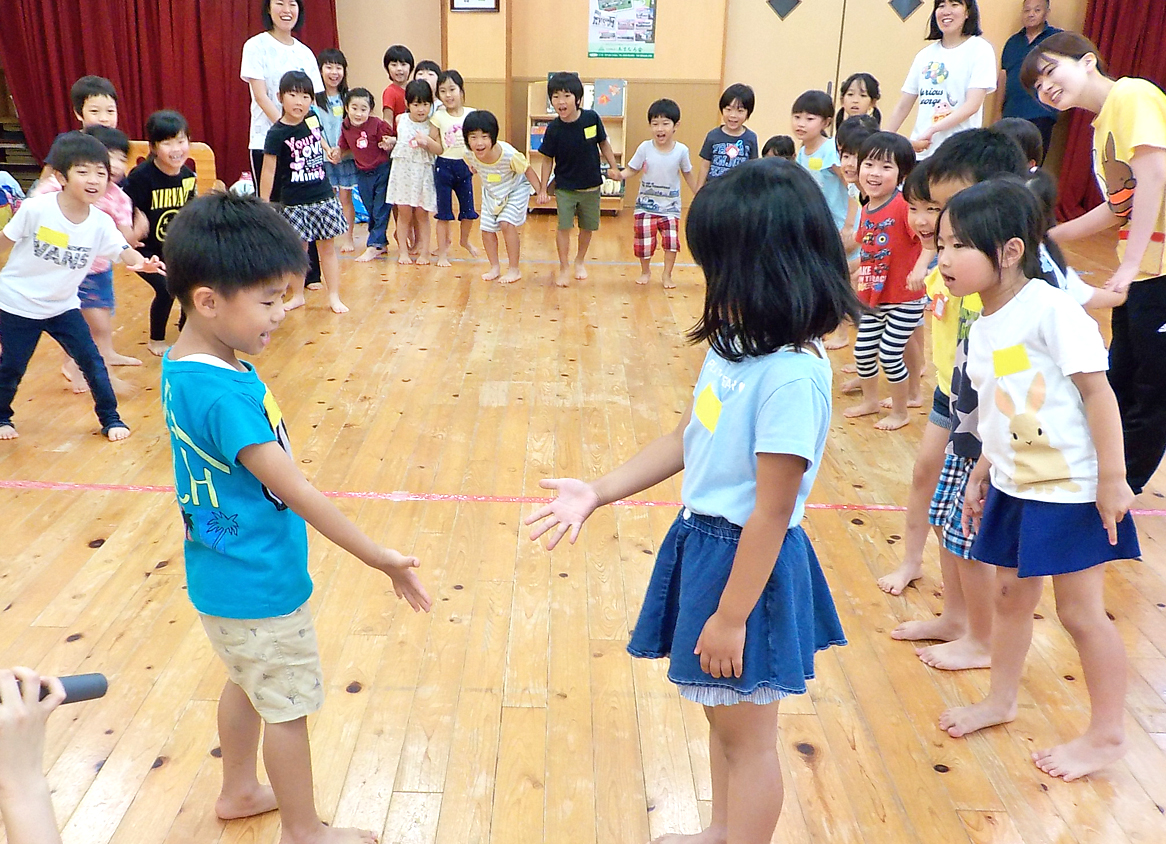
[525,478,601,549]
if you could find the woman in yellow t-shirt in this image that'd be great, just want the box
[1022,32,1166,495]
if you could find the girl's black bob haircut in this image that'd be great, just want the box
[857,131,917,181]
[938,178,1044,280]
[165,193,309,304]
[648,98,681,124]
[547,72,585,107]
[383,44,415,74]
[48,132,111,175]
[462,110,499,146]
[791,90,834,122]
[835,73,882,130]
[279,70,315,98]
[404,79,434,105]
[762,135,795,158]
[145,110,189,146]
[414,60,442,78]
[686,158,863,361]
[316,48,348,111]
[261,0,304,33]
[836,114,879,156]
[926,0,981,40]
[719,83,755,116]
[437,69,465,93]
[901,158,933,204]
[344,87,374,108]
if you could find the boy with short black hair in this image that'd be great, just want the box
[69,75,118,129]
[620,97,697,288]
[161,191,431,844]
[992,116,1044,169]
[0,132,162,442]
[536,71,623,287]
[381,44,415,124]
[697,83,759,189]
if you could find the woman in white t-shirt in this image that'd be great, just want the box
[241,0,324,179]
[885,0,997,158]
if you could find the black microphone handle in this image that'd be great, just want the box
[41,673,109,704]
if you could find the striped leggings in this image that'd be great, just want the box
[854,299,927,383]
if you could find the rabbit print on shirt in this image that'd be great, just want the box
[994,372,1081,494]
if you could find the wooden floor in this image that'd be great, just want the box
[1,215,1165,844]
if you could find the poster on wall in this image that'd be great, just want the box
[588,0,656,59]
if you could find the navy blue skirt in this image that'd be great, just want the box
[627,509,846,705]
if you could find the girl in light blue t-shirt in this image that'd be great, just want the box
[526,158,863,843]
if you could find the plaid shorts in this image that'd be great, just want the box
[281,196,349,243]
[928,452,978,558]
[634,212,680,258]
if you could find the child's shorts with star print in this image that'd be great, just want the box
[199,603,324,723]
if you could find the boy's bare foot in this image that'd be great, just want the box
[305,282,323,291]
[329,299,349,315]
[284,296,306,312]
[105,426,131,442]
[824,335,850,350]
[1033,734,1127,782]
[62,363,89,394]
[339,236,355,254]
[840,377,862,393]
[917,637,991,670]
[0,424,18,440]
[216,784,278,820]
[108,352,142,366]
[875,412,910,431]
[555,269,571,288]
[461,241,480,258]
[148,339,169,357]
[499,269,521,284]
[482,266,501,281]
[662,271,675,289]
[278,825,379,844]
[844,401,880,419]
[355,247,384,263]
[880,396,923,409]
[415,257,431,266]
[841,363,857,374]
[878,561,923,596]
[398,255,414,266]
[891,615,963,642]
[435,256,452,267]
[939,696,1017,738]
[574,263,588,280]
[636,271,651,285]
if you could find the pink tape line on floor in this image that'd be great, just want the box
[1,478,1165,517]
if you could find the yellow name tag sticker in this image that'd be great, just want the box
[305,114,320,130]
[182,177,197,194]
[584,124,598,139]
[36,227,69,249]
[992,343,1031,378]
[486,173,502,182]
[694,384,722,433]
[808,158,824,171]
[332,105,344,117]
[262,388,284,429]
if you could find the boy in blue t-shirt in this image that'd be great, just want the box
[160,193,431,843]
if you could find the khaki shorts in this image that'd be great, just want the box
[556,187,601,231]
[200,603,325,723]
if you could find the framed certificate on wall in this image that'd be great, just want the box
[450,0,500,10]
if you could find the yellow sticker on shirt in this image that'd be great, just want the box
[993,344,1031,378]
[584,124,597,139]
[305,114,320,131]
[808,158,824,171]
[694,384,722,433]
[332,105,344,117]
[182,177,197,194]
[36,227,69,248]
[486,173,502,183]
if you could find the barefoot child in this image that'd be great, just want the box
[526,158,861,843]
[696,83,759,189]
[314,49,357,254]
[620,98,697,288]
[536,72,623,287]
[844,131,923,430]
[938,179,1139,782]
[386,80,440,265]
[161,192,431,841]
[432,70,480,266]
[260,71,349,313]
[0,133,162,442]
[463,110,541,283]
[334,88,393,263]
[833,115,880,364]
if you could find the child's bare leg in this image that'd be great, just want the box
[337,189,355,253]
[215,681,277,820]
[574,229,593,279]
[662,250,678,288]
[719,701,782,843]
[555,229,572,287]
[636,257,651,285]
[86,308,140,366]
[916,557,994,670]
[940,567,1040,737]
[317,239,348,314]
[481,231,501,280]
[284,251,307,311]
[262,717,378,844]
[1033,566,1128,780]
[844,376,881,418]
[435,219,452,266]
[875,377,911,431]
[839,374,861,392]
[905,328,923,406]
[459,219,479,256]
[879,420,948,595]
[413,211,431,265]
[396,207,415,264]
[894,543,966,640]
[824,322,850,350]
[499,222,522,283]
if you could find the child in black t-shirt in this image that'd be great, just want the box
[123,110,197,356]
[260,71,349,314]
[536,72,622,288]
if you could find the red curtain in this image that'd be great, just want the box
[0,0,338,186]
[1056,0,1166,220]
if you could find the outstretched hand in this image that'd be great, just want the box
[368,548,432,612]
[0,667,65,792]
[125,255,166,275]
[524,478,601,550]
